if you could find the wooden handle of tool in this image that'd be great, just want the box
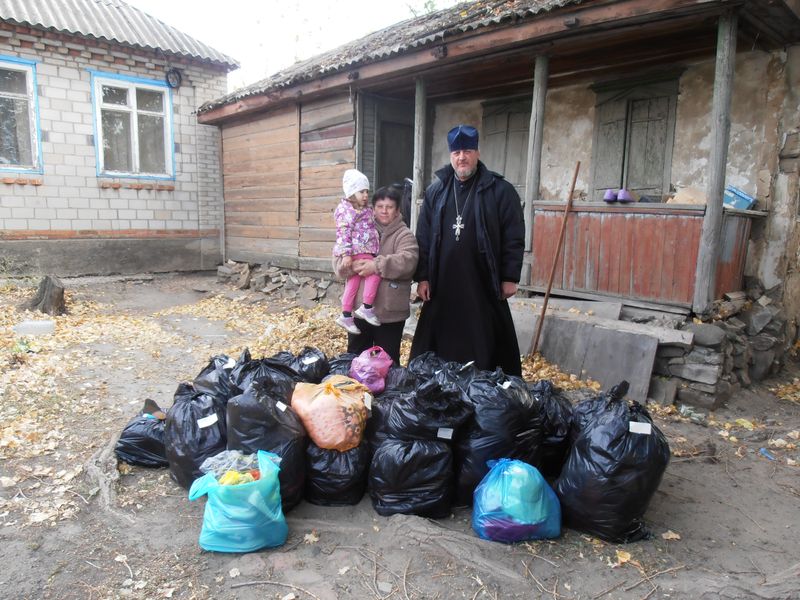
[529,161,580,357]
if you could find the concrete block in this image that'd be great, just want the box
[657,345,687,358]
[749,349,775,381]
[677,387,725,411]
[685,346,724,365]
[682,323,726,348]
[668,363,722,385]
[740,305,773,335]
[648,377,678,406]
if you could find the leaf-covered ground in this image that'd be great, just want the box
[0,273,798,600]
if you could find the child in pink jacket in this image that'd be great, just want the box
[333,169,381,334]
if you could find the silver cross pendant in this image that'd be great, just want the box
[452,215,464,241]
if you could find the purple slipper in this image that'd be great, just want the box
[603,189,617,203]
[617,189,635,203]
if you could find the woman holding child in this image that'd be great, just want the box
[332,171,418,365]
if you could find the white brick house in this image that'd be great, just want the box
[0,0,237,275]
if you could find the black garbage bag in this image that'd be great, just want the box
[555,400,670,543]
[434,360,481,392]
[570,381,630,444]
[230,351,301,398]
[383,366,418,393]
[454,370,545,505]
[385,379,473,441]
[528,380,574,478]
[165,383,227,488]
[407,351,448,382]
[369,438,453,517]
[268,346,329,383]
[226,379,308,511]
[193,354,239,404]
[365,391,401,456]
[115,400,168,468]
[327,353,358,376]
[305,440,369,506]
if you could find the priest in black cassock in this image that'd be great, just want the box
[410,124,525,375]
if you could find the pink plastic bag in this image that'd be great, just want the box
[349,346,393,394]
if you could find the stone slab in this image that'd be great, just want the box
[512,308,658,401]
[510,296,623,320]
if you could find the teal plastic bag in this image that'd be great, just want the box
[472,459,560,543]
[189,450,288,553]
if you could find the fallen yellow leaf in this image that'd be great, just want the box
[661,530,681,540]
[735,418,754,431]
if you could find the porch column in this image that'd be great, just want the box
[693,11,738,314]
[521,55,549,285]
[411,77,427,233]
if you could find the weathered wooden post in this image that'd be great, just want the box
[693,10,738,314]
[411,77,427,234]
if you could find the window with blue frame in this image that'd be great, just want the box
[0,56,41,172]
[91,72,174,178]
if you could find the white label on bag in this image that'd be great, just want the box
[302,355,319,365]
[197,413,218,429]
[500,381,512,390]
[363,393,373,411]
[276,401,287,412]
[437,427,454,440]
[223,357,236,369]
[629,421,652,435]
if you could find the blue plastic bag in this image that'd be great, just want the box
[188,450,288,553]
[472,459,560,543]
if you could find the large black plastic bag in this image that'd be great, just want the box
[305,440,369,506]
[115,401,168,468]
[370,439,453,517]
[455,370,545,505]
[570,381,630,444]
[385,379,473,440]
[555,400,670,543]
[434,361,480,392]
[383,366,418,393]
[369,380,473,517]
[226,379,308,511]
[528,380,574,478]
[365,392,400,456]
[165,383,227,488]
[230,350,300,397]
[407,351,448,382]
[269,347,329,383]
[193,354,239,404]
[327,353,357,376]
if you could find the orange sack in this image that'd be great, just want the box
[291,375,370,451]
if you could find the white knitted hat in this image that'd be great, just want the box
[342,169,369,198]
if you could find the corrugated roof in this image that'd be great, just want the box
[201,0,582,112]
[0,0,239,69]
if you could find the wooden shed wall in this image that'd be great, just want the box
[221,106,300,264]
[299,94,356,268]
[220,94,355,270]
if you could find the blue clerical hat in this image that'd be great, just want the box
[447,125,479,151]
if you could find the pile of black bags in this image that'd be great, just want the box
[117,345,671,545]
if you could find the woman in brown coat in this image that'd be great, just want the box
[333,186,419,364]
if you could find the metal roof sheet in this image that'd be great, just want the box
[0,0,239,69]
[202,0,582,112]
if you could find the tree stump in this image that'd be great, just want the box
[24,275,66,315]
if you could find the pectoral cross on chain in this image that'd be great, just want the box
[452,215,464,241]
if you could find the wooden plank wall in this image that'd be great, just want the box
[531,205,754,306]
[221,106,300,264]
[298,94,356,268]
[531,205,704,306]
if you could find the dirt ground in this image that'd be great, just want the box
[1,272,798,600]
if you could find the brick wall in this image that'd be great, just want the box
[0,22,230,273]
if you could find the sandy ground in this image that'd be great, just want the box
[0,272,798,600]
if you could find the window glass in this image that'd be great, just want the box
[138,115,165,173]
[136,89,163,112]
[0,68,27,94]
[0,96,33,166]
[102,85,128,106]
[101,109,132,172]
